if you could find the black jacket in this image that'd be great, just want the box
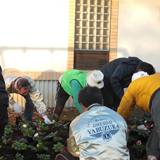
[100,57,142,99]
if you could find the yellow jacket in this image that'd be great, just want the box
[117,74,160,121]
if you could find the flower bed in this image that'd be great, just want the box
[0,107,155,160]
[0,118,70,160]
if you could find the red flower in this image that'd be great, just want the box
[62,147,67,152]
[63,116,67,119]
[41,117,44,121]
[21,120,25,122]
[146,126,151,129]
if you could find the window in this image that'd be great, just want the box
[74,0,110,70]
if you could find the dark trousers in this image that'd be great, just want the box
[55,152,79,160]
[100,77,121,111]
[146,90,160,158]
[0,105,8,138]
[22,93,35,121]
[53,81,70,115]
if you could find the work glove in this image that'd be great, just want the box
[43,115,53,124]
[13,103,22,114]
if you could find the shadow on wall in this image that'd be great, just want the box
[0,46,68,70]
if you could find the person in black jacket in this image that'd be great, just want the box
[0,66,9,138]
[100,57,155,111]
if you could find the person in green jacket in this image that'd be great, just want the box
[50,69,104,122]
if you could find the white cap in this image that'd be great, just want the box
[131,71,149,82]
[86,70,104,89]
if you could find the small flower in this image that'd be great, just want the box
[63,116,67,119]
[16,137,21,141]
[131,126,134,130]
[62,147,67,152]
[21,120,25,122]
[52,120,55,123]
[147,129,151,133]
[151,124,155,127]
[146,126,151,129]
[23,124,27,128]
[34,133,39,138]
[41,117,44,121]
[59,124,63,128]
[136,140,142,145]
[37,144,39,148]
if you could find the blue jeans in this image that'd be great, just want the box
[22,93,34,121]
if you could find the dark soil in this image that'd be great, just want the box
[0,107,155,160]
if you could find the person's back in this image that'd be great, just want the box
[100,57,142,79]
[70,105,129,160]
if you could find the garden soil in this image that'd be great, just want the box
[0,106,157,160]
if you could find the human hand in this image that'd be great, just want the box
[13,103,22,114]
[43,115,53,124]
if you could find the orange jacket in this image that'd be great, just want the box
[117,74,160,121]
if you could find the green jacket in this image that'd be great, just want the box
[61,69,88,113]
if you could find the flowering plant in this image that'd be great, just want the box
[133,140,145,149]
[1,136,12,145]
[53,142,64,153]
[29,141,48,152]
[11,138,28,151]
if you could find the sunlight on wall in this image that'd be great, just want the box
[0,0,69,72]
[117,0,160,72]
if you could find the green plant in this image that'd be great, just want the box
[133,140,145,150]
[11,138,28,151]
[29,141,48,152]
[24,127,35,138]
[53,136,62,142]
[137,130,149,138]
[36,154,51,160]
[44,131,58,139]
[19,120,31,132]
[36,120,49,132]
[4,124,13,135]
[53,122,61,128]
[15,152,24,160]
[0,156,6,160]
[1,136,11,145]
[53,142,64,153]
[132,117,143,125]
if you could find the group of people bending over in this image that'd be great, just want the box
[0,56,159,160]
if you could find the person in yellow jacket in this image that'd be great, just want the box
[117,73,160,160]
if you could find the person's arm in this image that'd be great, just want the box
[117,89,136,121]
[28,78,53,124]
[110,64,131,99]
[67,126,80,157]
[70,80,83,113]
[28,78,47,116]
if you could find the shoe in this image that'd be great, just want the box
[147,155,157,160]
[50,113,60,122]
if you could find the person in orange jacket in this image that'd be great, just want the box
[117,73,160,160]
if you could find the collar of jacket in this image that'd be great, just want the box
[87,103,101,111]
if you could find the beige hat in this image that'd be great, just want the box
[86,70,104,89]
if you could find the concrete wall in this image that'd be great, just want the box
[117,0,160,72]
[0,0,69,72]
